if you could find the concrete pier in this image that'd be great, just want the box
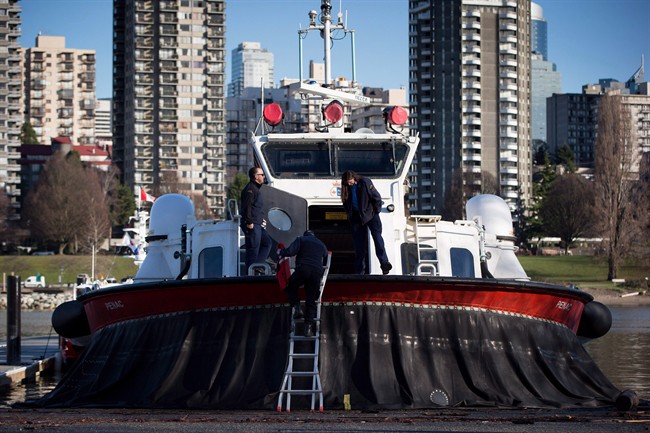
[0,335,59,390]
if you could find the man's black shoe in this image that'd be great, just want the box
[304,321,315,337]
[381,262,392,275]
[292,305,304,320]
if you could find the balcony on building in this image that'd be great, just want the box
[135,75,154,85]
[159,1,178,11]
[58,52,74,63]
[463,9,481,18]
[135,12,153,23]
[57,89,74,100]
[160,25,178,36]
[160,136,177,145]
[81,99,95,109]
[207,26,224,38]
[160,74,178,84]
[462,128,481,138]
[135,0,153,11]
[160,60,178,71]
[135,36,153,48]
[58,108,74,118]
[80,72,95,82]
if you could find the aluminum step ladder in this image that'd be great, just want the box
[277,251,332,413]
[410,215,441,276]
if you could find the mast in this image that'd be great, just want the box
[321,0,332,85]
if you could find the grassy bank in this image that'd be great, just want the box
[0,254,647,290]
[518,255,649,290]
[0,255,139,287]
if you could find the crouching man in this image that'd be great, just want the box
[277,230,328,337]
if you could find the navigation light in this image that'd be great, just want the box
[263,103,283,127]
[385,106,408,126]
[322,100,344,124]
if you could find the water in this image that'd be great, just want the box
[0,306,648,406]
[0,310,56,339]
[585,305,650,399]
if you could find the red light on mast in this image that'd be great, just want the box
[386,106,408,126]
[322,100,344,124]
[263,103,283,127]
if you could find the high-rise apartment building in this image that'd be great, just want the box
[547,82,650,171]
[228,42,274,97]
[0,1,22,218]
[409,0,532,214]
[112,0,226,218]
[530,3,561,149]
[546,92,600,167]
[95,98,113,150]
[21,36,97,146]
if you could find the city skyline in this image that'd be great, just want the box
[18,0,650,99]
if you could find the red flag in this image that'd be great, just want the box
[139,187,156,203]
[275,243,292,291]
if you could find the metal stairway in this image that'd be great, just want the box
[410,215,441,276]
[277,251,332,413]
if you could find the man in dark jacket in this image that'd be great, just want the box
[340,170,392,275]
[240,167,272,273]
[278,230,328,337]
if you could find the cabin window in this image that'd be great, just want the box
[261,140,410,179]
[401,242,437,275]
[262,142,331,178]
[450,248,475,278]
[199,246,224,278]
[336,142,408,177]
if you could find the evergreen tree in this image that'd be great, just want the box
[20,122,39,144]
[555,144,577,173]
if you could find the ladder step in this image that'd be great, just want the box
[292,335,319,341]
[280,390,322,395]
[289,353,318,358]
[285,371,319,377]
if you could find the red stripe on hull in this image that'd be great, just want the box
[83,277,587,335]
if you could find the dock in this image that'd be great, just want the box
[0,335,60,390]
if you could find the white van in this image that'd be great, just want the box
[23,275,46,288]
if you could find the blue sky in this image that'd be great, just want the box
[19,0,650,99]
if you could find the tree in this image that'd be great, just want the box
[23,150,110,254]
[226,172,249,212]
[111,183,136,227]
[0,189,10,228]
[191,193,214,220]
[594,95,649,280]
[539,174,594,254]
[555,144,577,173]
[441,169,501,221]
[20,122,39,144]
[526,154,557,241]
[77,168,111,255]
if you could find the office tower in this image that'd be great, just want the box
[530,1,546,60]
[409,0,532,214]
[0,1,21,218]
[21,36,96,146]
[530,3,561,151]
[228,42,274,97]
[113,0,226,218]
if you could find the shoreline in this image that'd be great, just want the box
[581,287,650,306]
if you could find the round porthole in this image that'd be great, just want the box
[267,207,292,231]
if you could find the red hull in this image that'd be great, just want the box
[81,276,589,335]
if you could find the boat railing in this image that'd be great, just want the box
[226,198,247,276]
